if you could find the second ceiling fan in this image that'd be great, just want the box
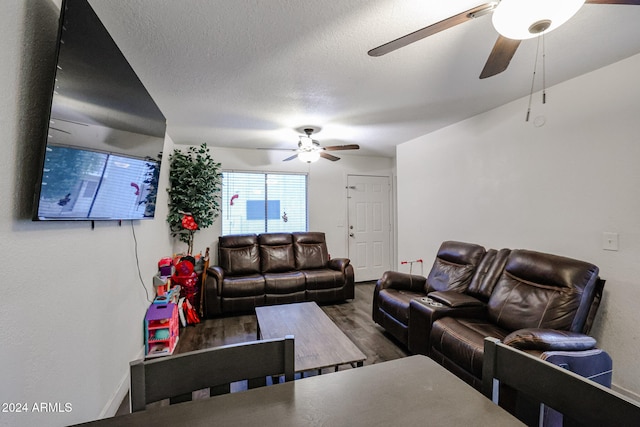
[368,0,640,79]
[283,128,360,163]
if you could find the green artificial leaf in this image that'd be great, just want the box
[166,143,222,248]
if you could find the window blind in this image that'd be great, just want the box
[222,171,308,235]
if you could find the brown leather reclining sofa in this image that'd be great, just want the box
[373,241,611,394]
[204,232,354,316]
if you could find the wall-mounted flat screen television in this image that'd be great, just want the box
[32,0,166,221]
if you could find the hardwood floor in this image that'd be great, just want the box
[175,281,409,365]
[116,282,407,415]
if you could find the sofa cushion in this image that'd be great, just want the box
[466,248,511,302]
[260,244,295,273]
[263,271,306,293]
[259,233,295,273]
[218,234,260,276]
[293,232,329,269]
[503,328,597,352]
[487,250,599,333]
[377,288,423,325]
[303,269,344,290]
[220,275,265,297]
[425,241,486,293]
[430,317,509,379]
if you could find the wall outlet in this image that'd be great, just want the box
[602,232,619,251]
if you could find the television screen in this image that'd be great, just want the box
[36,146,159,220]
[32,0,166,221]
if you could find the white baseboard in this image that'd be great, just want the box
[99,372,129,419]
[99,346,146,419]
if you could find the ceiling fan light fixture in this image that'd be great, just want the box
[298,150,320,163]
[299,135,314,148]
[491,0,585,40]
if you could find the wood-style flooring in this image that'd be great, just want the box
[175,281,408,365]
[116,282,407,415]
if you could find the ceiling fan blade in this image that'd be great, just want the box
[283,153,299,161]
[256,147,297,151]
[368,3,498,57]
[320,152,340,161]
[585,0,640,4]
[479,35,521,79]
[323,144,360,151]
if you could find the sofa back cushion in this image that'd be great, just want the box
[425,241,486,293]
[259,233,295,273]
[218,234,260,276]
[466,248,511,301]
[487,249,599,333]
[292,232,329,270]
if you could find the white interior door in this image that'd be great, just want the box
[347,175,391,282]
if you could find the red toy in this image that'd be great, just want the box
[172,260,199,309]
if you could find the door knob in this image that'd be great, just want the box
[349,233,355,237]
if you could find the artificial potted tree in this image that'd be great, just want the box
[167,143,222,255]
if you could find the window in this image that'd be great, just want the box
[221,171,308,235]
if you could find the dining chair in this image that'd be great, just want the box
[130,335,294,412]
[482,337,640,426]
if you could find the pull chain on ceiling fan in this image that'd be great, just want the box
[368,0,640,79]
[526,32,547,122]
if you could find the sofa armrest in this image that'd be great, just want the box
[207,266,225,289]
[204,266,225,316]
[376,270,426,293]
[428,290,484,308]
[328,258,350,274]
[408,298,488,355]
[503,328,597,352]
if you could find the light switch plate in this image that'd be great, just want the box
[602,232,619,251]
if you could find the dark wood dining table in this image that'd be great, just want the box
[75,355,524,426]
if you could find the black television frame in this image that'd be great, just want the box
[32,0,166,222]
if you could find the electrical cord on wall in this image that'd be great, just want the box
[131,220,153,303]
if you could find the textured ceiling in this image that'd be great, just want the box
[87,0,640,157]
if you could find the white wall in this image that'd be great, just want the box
[185,146,395,267]
[0,1,174,425]
[396,52,640,398]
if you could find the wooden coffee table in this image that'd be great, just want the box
[255,302,366,373]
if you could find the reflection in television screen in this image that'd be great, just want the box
[36,145,158,220]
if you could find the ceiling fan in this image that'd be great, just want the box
[368,0,640,79]
[282,128,360,163]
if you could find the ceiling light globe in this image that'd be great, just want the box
[492,0,585,40]
[298,150,320,163]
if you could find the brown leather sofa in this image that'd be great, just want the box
[204,232,354,316]
[373,241,488,347]
[373,241,610,391]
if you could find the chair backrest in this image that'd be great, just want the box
[130,336,294,412]
[482,337,640,426]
